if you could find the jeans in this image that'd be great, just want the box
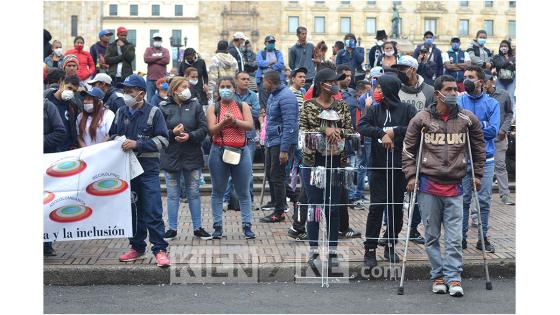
[418,192,463,283]
[494,136,510,197]
[302,156,342,250]
[209,144,253,226]
[462,159,495,240]
[164,169,203,231]
[289,149,302,192]
[223,139,256,202]
[349,141,370,201]
[129,170,168,254]
[265,145,295,212]
[364,170,405,248]
[146,80,157,104]
[496,77,516,114]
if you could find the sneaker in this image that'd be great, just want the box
[409,228,425,245]
[242,223,256,239]
[164,229,177,240]
[352,199,366,210]
[119,248,145,262]
[155,250,170,268]
[339,227,362,238]
[462,239,467,249]
[212,223,224,239]
[364,247,378,268]
[288,227,308,240]
[448,281,464,297]
[194,228,213,240]
[476,238,496,253]
[501,195,515,205]
[432,278,448,294]
[328,252,340,268]
[384,244,400,263]
[44,243,57,257]
[259,212,285,223]
[261,201,275,211]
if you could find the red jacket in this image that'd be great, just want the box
[65,48,95,81]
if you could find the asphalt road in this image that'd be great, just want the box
[44,279,515,314]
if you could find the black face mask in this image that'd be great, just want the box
[463,78,477,94]
[397,71,409,85]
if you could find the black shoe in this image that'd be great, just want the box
[212,223,223,239]
[259,212,285,223]
[476,238,495,253]
[288,227,308,240]
[194,228,213,240]
[261,201,275,211]
[328,252,340,268]
[339,227,362,238]
[462,239,467,249]
[409,228,425,244]
[307,250,321,268]
[364,247,378,268]
[44,243,56,257]
[164,229,177,240]
[384,244,400,263]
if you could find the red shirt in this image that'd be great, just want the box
[212,101,246,148]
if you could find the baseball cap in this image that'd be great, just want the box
[290,67,308,78]
[117,26,128,35]
[87,73,112,85]
[233,32,246,40]
[391,55,419,70]
[370,66,384,78]
[81,87,105,100]
[117,74,147,91]
[314,68,345,83]
[264,35,276,43]
[451,37,461,43]
[99,29,113,37]
[152,32,162,39]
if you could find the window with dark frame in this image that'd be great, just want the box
[459,1,468,7]
[109,4,118,16]
[509,1,516,8]
[71,16,78,37]
[152,4,160,16]
[175,4,183,16]
[130,4,138,16]
[484,1,493,7]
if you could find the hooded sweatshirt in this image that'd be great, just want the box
[457,92,500,159]
[358,75,417,168]
[466,40,492,68]
[208,52,239,95]
[398,74,435,111]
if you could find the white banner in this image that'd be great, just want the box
[43,140,142,242]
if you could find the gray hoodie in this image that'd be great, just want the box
[467,40,493,68]
[398,74,435,111]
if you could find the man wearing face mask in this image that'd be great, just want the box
[393,55,435,112]
[369,30,388,70]
[105,26,136,85]
[358,75,417,267]
[256,35,285,110]
[336,33,365,89]
[443,37,471,92]
[402,75,485,297]
[144,33,170,103]
[466,30,493,75]
[457,65,500,254]
[109,74,171,268]
[178,48,209,106]
[87,73,126,113]
[44,75,81,152]
[412,31,443,86]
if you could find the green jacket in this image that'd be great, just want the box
[104,40,136,79]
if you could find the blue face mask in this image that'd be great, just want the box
[219,88,234,101]
[425,38,434,46]
[161,82,169,91]
[344,39,356,49]
[371,79,377,88]
[451,42,460,50]
[477,38,487,46]
[266,43,275,51]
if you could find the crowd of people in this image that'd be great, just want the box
[43,25,516,296]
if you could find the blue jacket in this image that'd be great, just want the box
[458,93,500,159]
[336,47,365,74]
[256,49,285,84]
[43,99,67,153]
[104,87,126,113]
[412,44,444,84]
[444,48,467,82]
[109,102,169,173]
[341,88,358,127]
[235,89,260,140]
[265,84,299,151]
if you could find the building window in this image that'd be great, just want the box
[508,20,516,38]
[315,1,325,4]
[130,4,138,16]
[484,20,494,36]
[366,17,376,35]
[71,16,78,37]
[484,1,493,7]
[289,1,299,3]
[459,19,469,36]
[109,4,118,16]
[150,29,159,46]
[424,18,436,35]
[314,16,325,34]
[340,17,351,33]
[367,1,376,5]
[171,29,182,46]
[152,4,160,16]
[341,1,351,4]
[175,4,183,16]
[128,29,136,70]
[288,16,299,33]
[393,1,402,5]
[459,1,468,7]
[509,1,516,7]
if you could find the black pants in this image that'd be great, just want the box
[339,187,350,232]
[364,170,405,248]
[292,172,308,232]
[258,82,270,110]
[265,145,295,213]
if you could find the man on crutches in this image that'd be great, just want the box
[402,75,485,297]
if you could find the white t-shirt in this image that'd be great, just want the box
[76,109,115,147]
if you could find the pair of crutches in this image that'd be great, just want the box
[398,128,492,295]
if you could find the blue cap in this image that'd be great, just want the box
[117,74,147,91]
[99,29,113,37]
[370,66,384,78]
[81,87,105,100]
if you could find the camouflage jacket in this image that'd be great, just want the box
[299,98,354,166]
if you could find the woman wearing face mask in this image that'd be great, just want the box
[299,68,354,268]
[150,77,169,106]
[65,36,96,82]
[376,41,399,69]
[206,76,255,240]
[76,87,114,147]
[491,40,516,109]
[159,77,211,240]
[45,40,64,69]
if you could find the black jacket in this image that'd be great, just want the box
[358,75,417,168]
[43,99,67,153]
[104,40,135,79]
[45,89,80,152]
[228,45,244,73]
[159,98,208,172]
[178,56,209,105]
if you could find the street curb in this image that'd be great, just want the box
[44,259,515,286]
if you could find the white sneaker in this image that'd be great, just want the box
[432,278,447,294]
[448,281,464,297]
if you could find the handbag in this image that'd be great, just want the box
[498,68,514,81]
[222,146,242,165]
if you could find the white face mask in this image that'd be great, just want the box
[61,90,74,101]
[54,48,63,56]
[500,47,509,54]
[377,40,384,46]
[189,79,198,86]
[84,103,94,113]
[178,88,192,101]
[153,41,162,48]
[385,50,394,57]
[123,92,142,108]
